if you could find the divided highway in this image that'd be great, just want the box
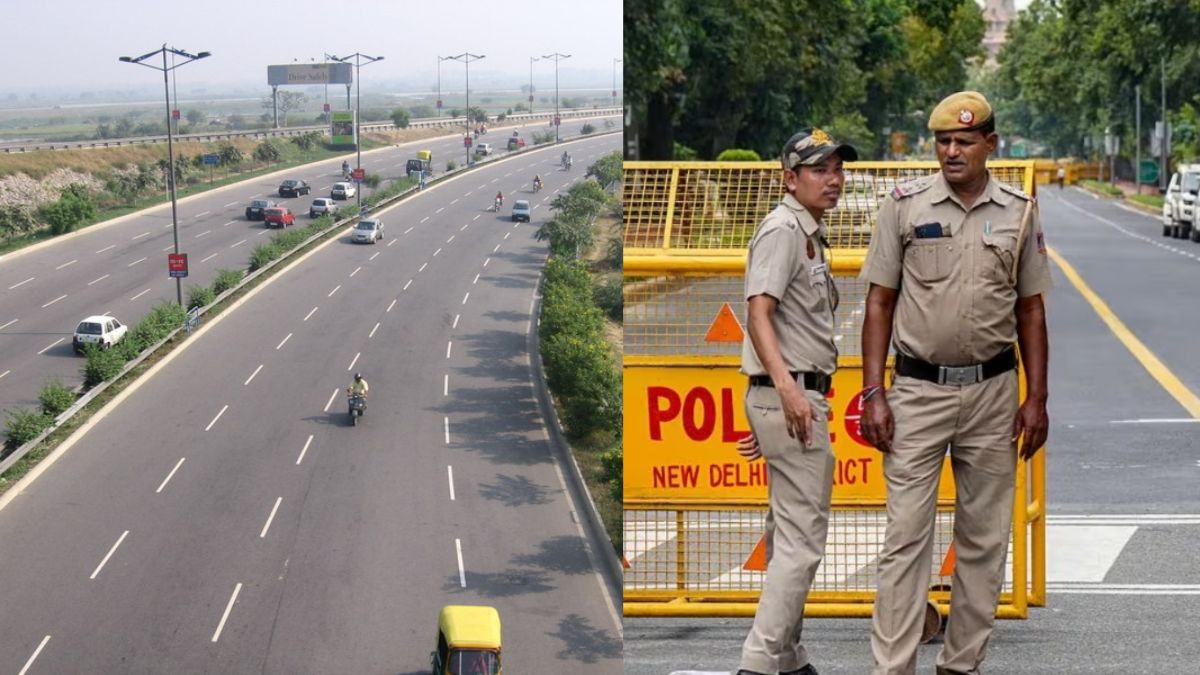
[0,132,622,673]
[0,114,619,412]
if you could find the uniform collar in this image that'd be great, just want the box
[781,193,821,236]
[930,170,1010,209]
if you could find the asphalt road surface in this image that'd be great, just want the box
[0,114,619,412]
[624,184,1200,674]
[0,133,622,674]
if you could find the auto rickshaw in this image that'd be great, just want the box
[431,605,502,675]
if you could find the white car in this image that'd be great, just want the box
[73,315,128,354]
[310,197,339,218]
[474,143,493,157]
[1162,164,1200,240]
[352,218,384,244]
[331,182,356,200]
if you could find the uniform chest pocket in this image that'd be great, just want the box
[905,238,952,283]
[807,267,829,313]
[981,233,1017,286]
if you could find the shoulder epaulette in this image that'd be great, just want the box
[890,176,935,200]
[997,181,1034,202]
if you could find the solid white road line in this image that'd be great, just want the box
[448,465,456,500]
[327,284,341,298]
[156,457,185,493]
[347,352,360,371]
[446,341,452,358]
[9,277,34,289]
[452,314,460,329]
[297,435,314,465]
[472,274,480,284]
[276,333,292,350]
[211,583,243,642]
[130,288,151,302]
[304,306,318,321]
[444,374,449,396]
[462,292,470,305]
[323,388,339,413]
[387,299,397,312]
[1047,583,1200,595]
[41,294,67,308]
[55,259,77,270]
[1110,418,1200,424]
[18,635,51,675]
[128,256,147,267]
[95,245,116,254]
[37,338,64,355]
[444,416,450,444]
[418,263,428,272]
[0,318,15,331]
[244,364,264,386]
[456,539,466,588]
[231,239,246,248]
[260,497,282,538]
[1048,514,1200,525]
[205,405,229,431]
[403,280,412,291]
[200,253,218,263]
[90,530,130,580]
[88,274,109,286]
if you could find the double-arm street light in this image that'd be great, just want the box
[437,56,449,117]
[329,52,384,210]
[529,56,540,115]
[542,53,571,143]
[443,52,485,168]
[119,44,210,307]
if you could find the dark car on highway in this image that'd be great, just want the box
[245,199,276,220]
[278,179,311,198]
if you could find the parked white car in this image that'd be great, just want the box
[73,315,128,354]
[1162,164,1200,240]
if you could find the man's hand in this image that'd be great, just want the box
[779,383,814,447]
[861,393,895,453]
[1012,398,1048,460]
[735,433,762,462]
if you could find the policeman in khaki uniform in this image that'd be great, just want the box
[859,91,1052,675]
[737,127,857,675]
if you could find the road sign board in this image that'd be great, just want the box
[202,154,219,165]
[168,253,188,278]
[1139,159,1159,184]
[172,109,180,120]
[554,115,561,126]
[463,136,473,147]
[323,103,331,113]
[351,168,365,181]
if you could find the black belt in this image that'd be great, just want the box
[895,347,1017,386]
[748,371,831,395]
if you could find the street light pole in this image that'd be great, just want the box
[541,53,571,143]
[612,57,621,108]
[119,44,210,308]
[331,52,384,211]
[437,56,447,118]
[444,52,485,168]
[529,56,539,115]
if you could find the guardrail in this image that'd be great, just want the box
[0,108,622,154]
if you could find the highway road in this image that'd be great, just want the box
[623,185,1200,673]
[0,114,619,413]
[0,132,622,673]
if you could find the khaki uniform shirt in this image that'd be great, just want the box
[860,171,1052,365]
[741,194,839,377]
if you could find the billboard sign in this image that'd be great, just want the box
[331,111,356,147]
[167,253,188,278]
[267,63,353,86]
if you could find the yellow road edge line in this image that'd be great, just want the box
[1047,245,1200,417]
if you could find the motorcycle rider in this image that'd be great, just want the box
[495,190,504,209]
[533,175,543,192]
[341,160,350,179]
[347,372,369,414]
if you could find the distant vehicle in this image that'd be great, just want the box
[1162,164,1200,240]
[309,198,339,218]
[73,315,127,354]
[352,218,384,244]
[263,207,296,229]
[511,199,531,223]
[331,182,356,200]
[475,143,493,157]
[277,179,311,198]
[245,198,276,220]
[407,149,434,177]
[507,137,526,151]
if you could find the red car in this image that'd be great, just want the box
[507,137,526,151]
[263,207,296,228]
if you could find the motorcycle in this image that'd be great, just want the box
[347,392,366,425]
[532,179,543,193]
[562,157,572,171]
[492,197,502,212]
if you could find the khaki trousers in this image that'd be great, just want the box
[740,385,835,674]
[871,371,1018,675]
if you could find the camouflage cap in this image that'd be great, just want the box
[928,90,994,132]
[781,127,858,170]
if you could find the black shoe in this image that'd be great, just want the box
[781,665,818,675]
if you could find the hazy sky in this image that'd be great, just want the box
[1,0,622,92]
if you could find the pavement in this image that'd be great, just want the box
[623,184,1200,674]
[0,133,622,674]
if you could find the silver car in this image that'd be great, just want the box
[310,198,339,218]
[352,218,384,244]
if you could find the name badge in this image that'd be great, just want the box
[914,222,947,238]
[810,263,828,277]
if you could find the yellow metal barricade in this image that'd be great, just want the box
[623,160,1046,619]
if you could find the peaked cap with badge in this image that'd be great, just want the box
[928,90,994,133]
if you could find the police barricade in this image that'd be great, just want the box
[622,160,1046,619]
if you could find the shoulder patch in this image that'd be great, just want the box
[997,181,1033,202]
[890,176,934,201]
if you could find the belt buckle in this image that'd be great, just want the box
[938,364,983,385]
